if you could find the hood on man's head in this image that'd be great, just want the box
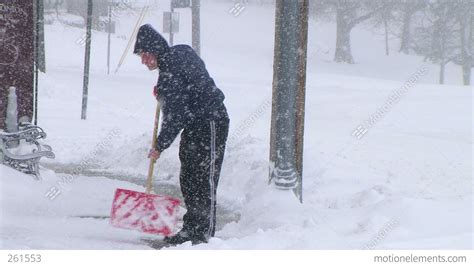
[133,24,170,57]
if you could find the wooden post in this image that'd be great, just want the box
[294,0,308,203]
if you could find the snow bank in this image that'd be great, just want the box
[0,165,155,249]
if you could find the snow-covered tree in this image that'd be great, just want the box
[314,0,385,64]
[411,0,473,85]
[369,1,400,56]
[397,0,427,54]
[452,1,473,85]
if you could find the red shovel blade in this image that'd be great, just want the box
[110,188,181,236]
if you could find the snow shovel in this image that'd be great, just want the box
[110,103,180,236]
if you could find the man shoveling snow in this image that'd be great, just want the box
[134,24,230,245]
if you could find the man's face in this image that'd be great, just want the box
[140,52,158,71]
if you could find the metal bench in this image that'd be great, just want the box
[0,122,55,179]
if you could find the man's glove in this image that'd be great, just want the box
[148,148,161,161]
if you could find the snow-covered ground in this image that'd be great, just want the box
[1,1,472,249]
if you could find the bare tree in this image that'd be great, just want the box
[315,0,384,64]
[370,1,399,56]
[398,0,427,54]
[411,0,473,85]
[453,1,473,85]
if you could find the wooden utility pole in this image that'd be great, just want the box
[295,0,308,202]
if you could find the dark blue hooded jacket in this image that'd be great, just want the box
[134,24,227,152]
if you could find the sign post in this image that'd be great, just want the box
[107,1,113,75]
[163,11,179,46]
[192,0,200,56]
[81,0,93,120]
[165,0,196,52]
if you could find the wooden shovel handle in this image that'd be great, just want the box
[146,102,161,194]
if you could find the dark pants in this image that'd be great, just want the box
[178,116,229,242]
